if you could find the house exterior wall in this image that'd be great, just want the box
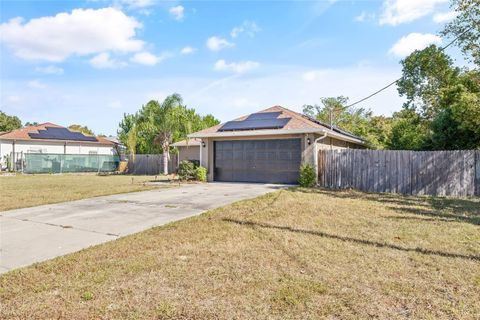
[0,139,116,167]
[187,134,364,182]
[177,145,200,163]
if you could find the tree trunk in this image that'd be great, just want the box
[163,144,170,175]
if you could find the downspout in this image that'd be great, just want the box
[314,132,328,185]
[199,139,202,167]
[12,140,16,172]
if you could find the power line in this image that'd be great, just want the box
[345,26,474,108]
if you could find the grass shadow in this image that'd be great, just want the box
[223,218,480,262]
[292,188,480,226]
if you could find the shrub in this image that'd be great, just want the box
[195,166,207,182]
[298,163,316,187]
[177,160,196,180]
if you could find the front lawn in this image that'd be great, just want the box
[1,188,479,319]
[0,174,171,211]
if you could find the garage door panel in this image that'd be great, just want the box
[254,140,266,150]
[223,151,233,161]
[255,152,268,160]
[233,150,244,161]
[245,151,255,160]
[214,139,301,184]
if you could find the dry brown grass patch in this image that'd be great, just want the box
[0,174,172,211]
[1,188,479,319]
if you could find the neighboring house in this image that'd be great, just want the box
[177,106,365,183]
[0,122,117,169]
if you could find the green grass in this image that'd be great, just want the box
[0,174,172,212]
[0,188,479,319]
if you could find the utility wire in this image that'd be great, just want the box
[345,26,474,108]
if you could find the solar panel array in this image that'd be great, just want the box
[219,112,291,131]
[29,127,98,142]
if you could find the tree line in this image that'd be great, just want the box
[303,0,479,150]
[0,112,98,137]
[2,0,477,152]
[117,94,220,174]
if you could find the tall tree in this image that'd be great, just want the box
[118,98,220,156]
[126,125,138,160]
[0,111,21,132]
[68,124,95,136]
[202,114,221,128]
[392,44,480,150]
[442,0,480,66]
[137,94,193,174]
[388,109,427,150]
[118,113,138,153]
[303,96,391,149]
[396,45,459,119]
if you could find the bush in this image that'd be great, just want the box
[195,166,207,182]
[178,160,196,180]
[298,163,316,187]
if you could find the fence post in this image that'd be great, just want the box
[474,150,480,196]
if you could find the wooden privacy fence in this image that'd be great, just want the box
[128,154,177,175]
[318,149,480,197]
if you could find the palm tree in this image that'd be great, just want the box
[138,94,191,175]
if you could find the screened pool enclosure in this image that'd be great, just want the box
[22,153,119,173]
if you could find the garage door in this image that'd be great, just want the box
[214,139,301,184]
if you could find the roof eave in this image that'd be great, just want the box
[0,137,115,145]
[188,128,365,145]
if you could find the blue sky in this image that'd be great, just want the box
[0,0,459,135]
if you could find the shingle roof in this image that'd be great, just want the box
[171,138,201,147]
[189,106,365,143]
[0,123,114,145]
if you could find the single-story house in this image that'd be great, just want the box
[173,106,366,183]
[172,138,202,165]
[0,122,117,170]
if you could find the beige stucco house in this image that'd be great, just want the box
[0,123,117,171]
[173,106,365,183]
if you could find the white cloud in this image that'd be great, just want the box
[0,8,144,62]
[27,80,46,89]
[7,95,21,103]
[0,64,405,135]
[232,98,258,108]
[230,21,261,38]
[107,100,123,109]
[389,32,442,57]
[214,59,259,74]
[433,11,457,23]
[119,0,155,8]
[35,65,64,75]
[206,36,234,51]
[169,5,184,21]
[130,51,165,65]
[89,52,126,69]
[302,70,329,82]
[354,11,376,22]
[379,0,448,26]
[145,91,167,101]
[180,46,196,55]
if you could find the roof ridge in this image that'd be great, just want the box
[267,105,326,128]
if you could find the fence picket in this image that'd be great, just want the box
[128,154,177,175]
[317,149,477,197]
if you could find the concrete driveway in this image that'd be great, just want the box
[0,183,285,273]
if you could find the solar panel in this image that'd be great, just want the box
[29,127,98,142]
[219,112,291,132]
[245,112,282,120]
